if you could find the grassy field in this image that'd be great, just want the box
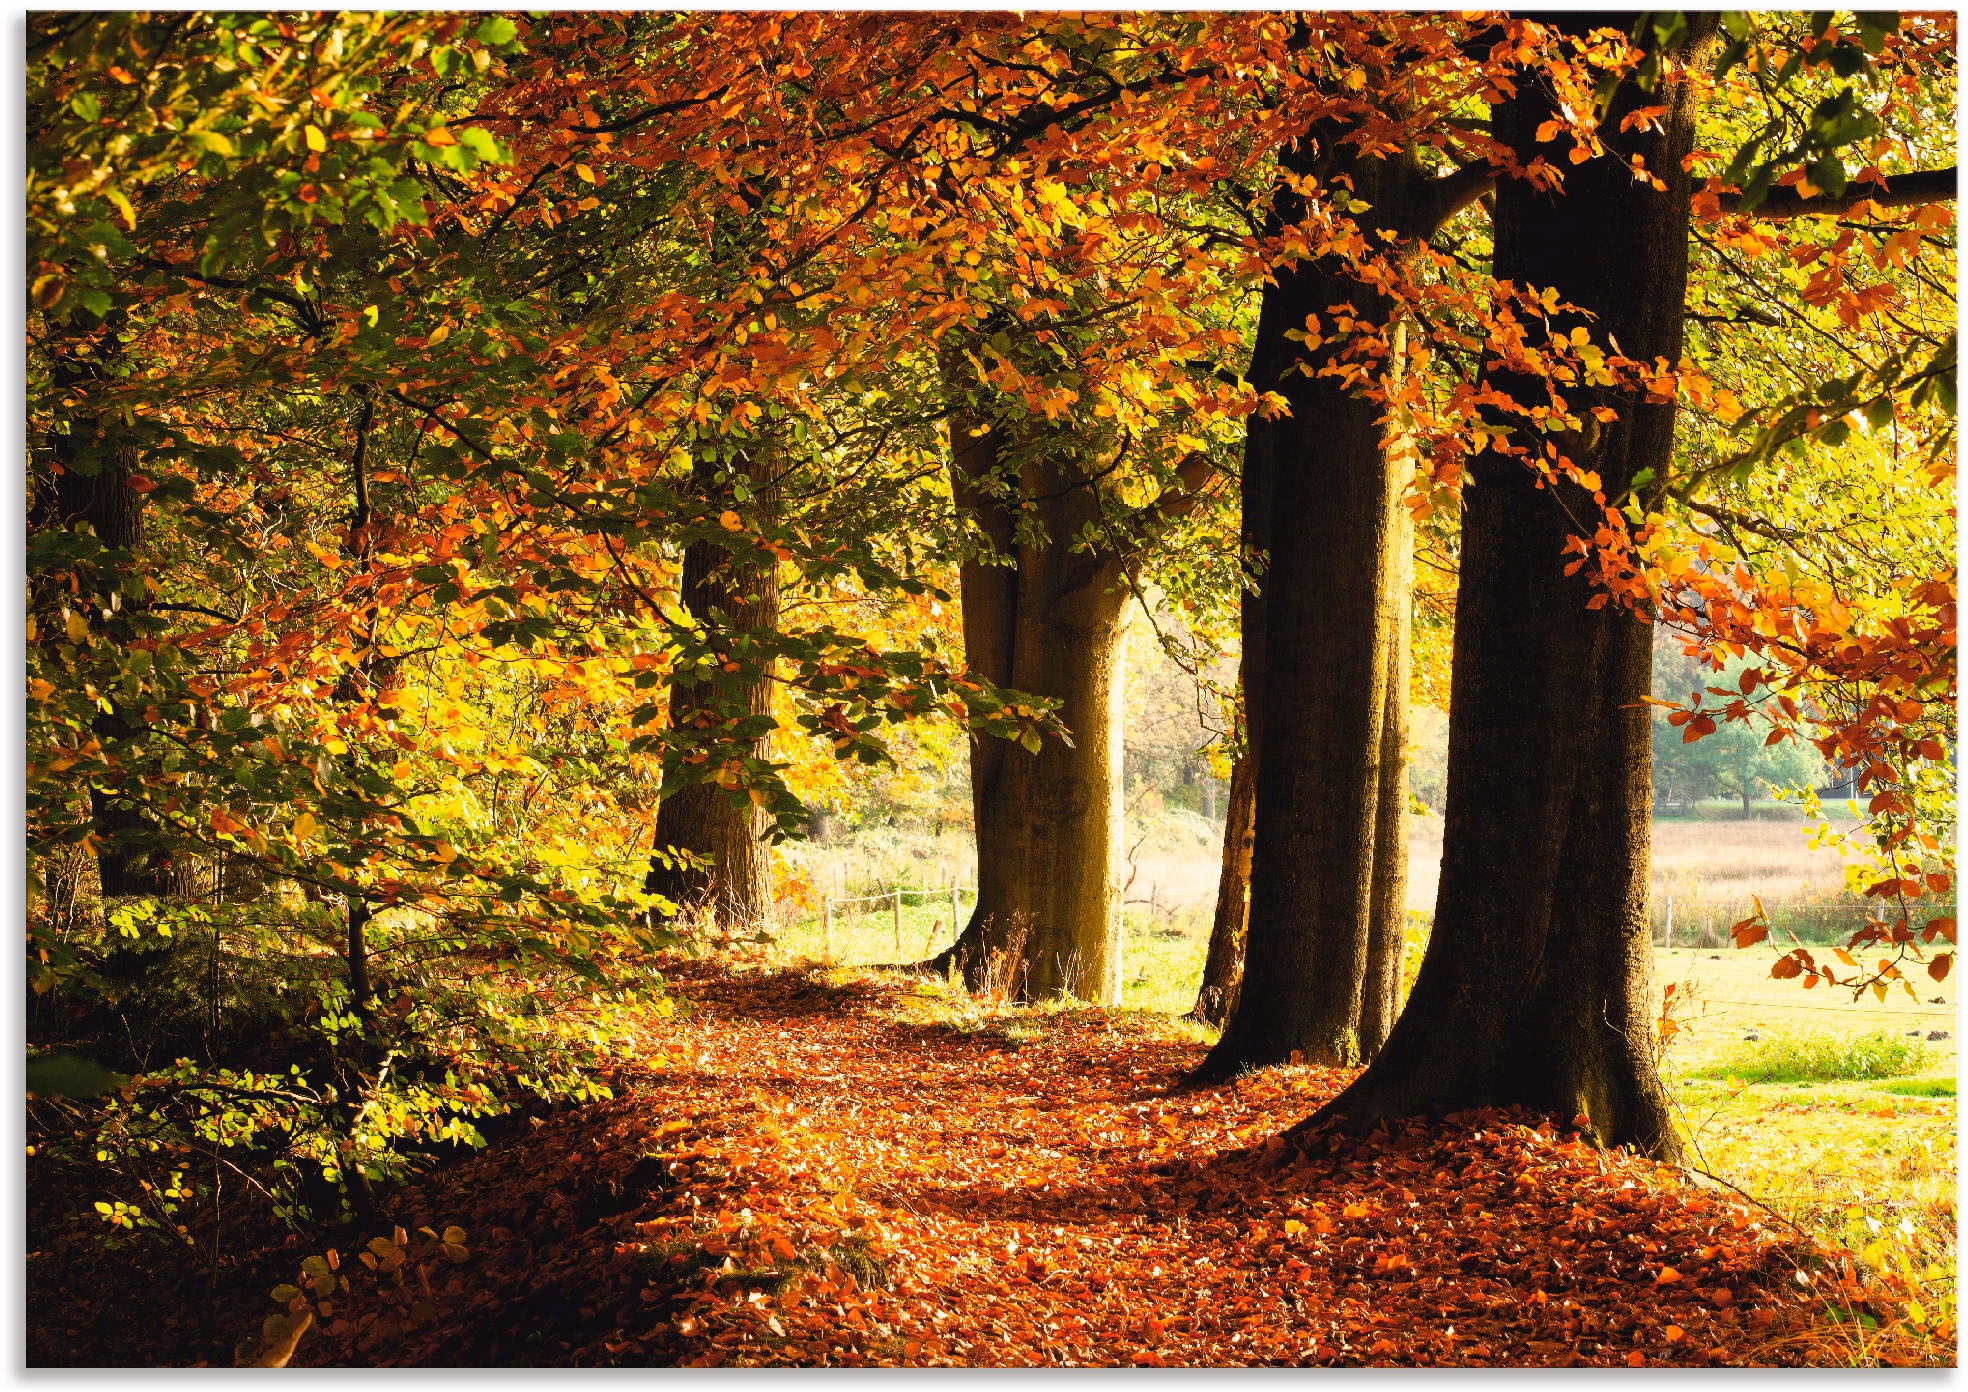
[1653,946,1956,1337]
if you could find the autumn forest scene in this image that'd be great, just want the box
[23,9,1960,1368]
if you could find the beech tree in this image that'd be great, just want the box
[644,451,784,930]
[928,380,1223,1001]
[1195,91,1499,1077]
[1310,13,1711,1153]
[1189,739,1254,1027]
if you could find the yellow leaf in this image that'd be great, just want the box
[428,323,451,346]
[292,812,319,843]
[105,187,136,230]
[64,612,91,644]
[423,125,457,147]
[718,510,742,532]
[575,163,596,184]
[304,124,326,153]
[28,679,54,701]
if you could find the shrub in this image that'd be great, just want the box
[1698,1029,1931,1084]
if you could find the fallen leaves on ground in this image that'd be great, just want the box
[266,960,1896,1366]
[307,964,1873,1370]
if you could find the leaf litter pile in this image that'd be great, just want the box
[29,962,1892,1365]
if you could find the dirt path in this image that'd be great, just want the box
[252,958,1881,1367]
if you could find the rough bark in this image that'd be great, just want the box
[1196,139,1425,1076]
[1306,13,1702,1159]
[1189,742,1255,1027]
[929,410,1131,1003]
[646,454,782,932]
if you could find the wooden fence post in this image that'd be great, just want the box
[892,888,903,952]
[823,897,834,964]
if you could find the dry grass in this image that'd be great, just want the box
[1651,817,1857,900]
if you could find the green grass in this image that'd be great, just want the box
[1695,1029,1932,1085]
[1881,1077,1956,1099]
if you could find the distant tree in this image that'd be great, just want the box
[1652,643,1826,816]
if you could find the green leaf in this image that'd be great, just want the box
[474,16,518,47]
[457,127,502,162]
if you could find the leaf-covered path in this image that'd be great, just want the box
[274,958,1861,1368]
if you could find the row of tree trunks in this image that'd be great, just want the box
[645,450,782,932]
[1307,12,1705,1158]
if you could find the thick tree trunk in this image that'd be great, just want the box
[1357,505,1413,1060]
[929,411,1130,1003]
[647,456,781,931]
[1189,742,1255,1027]
[1306,14,1703,1158]
[994,568,1129,1001]
[1196,145,1423,1076]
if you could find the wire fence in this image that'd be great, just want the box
[820,884,972,962]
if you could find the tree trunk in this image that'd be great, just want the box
[1182,260,1286,1030]
[40,347,203,900]
[346,901,374,1021]
[1307,13,1705,1159]
[647,455,781,932]
[1357,501,1413,1060]
[1189,741,1255,1027]
[1196,143,1423,1076]
[929,410,1130,1003]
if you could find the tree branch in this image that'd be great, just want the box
[1407,158,1501,238]
[1719,166,1957,220]
[1131,451,1224,535]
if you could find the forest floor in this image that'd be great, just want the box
[32,955,1946,1367]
